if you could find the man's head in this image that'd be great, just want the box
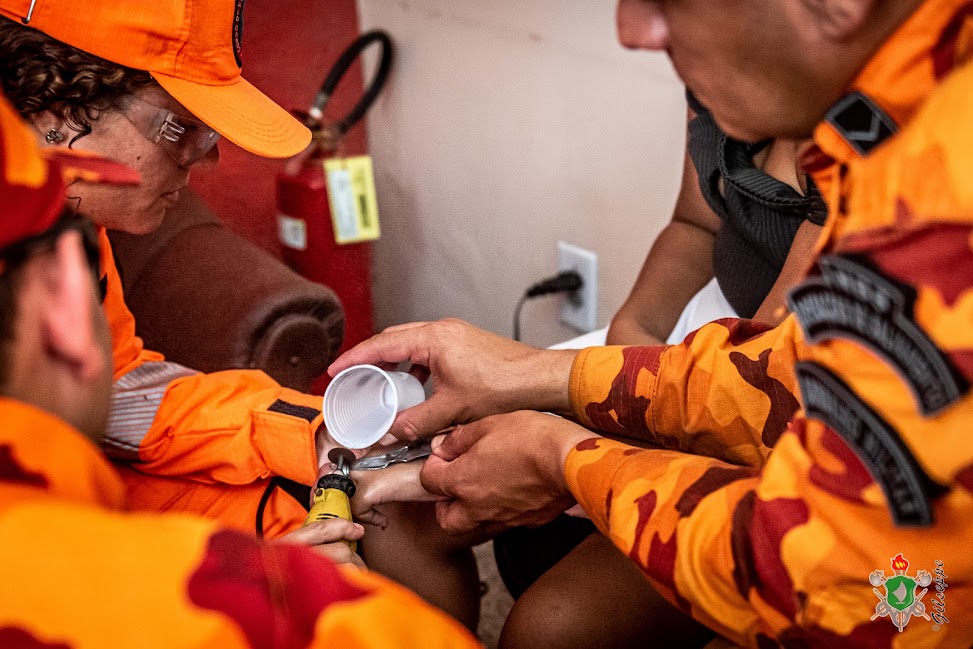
[0,94,130,442]
[616,0,925,141]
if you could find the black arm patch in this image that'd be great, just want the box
[789,255,967,416]
[824,91,897,156]
[268,399,320,423]
[796,362,941,528]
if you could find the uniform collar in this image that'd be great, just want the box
[0,398,126,510]
[809,0,973,170]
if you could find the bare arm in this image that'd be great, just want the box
[607,111,722,346]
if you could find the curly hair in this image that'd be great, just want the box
[0,16,155,143]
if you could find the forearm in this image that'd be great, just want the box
[608,221,716,346]
[572,317,803,467]
[605,318,664,346]
[509,347,579,415]
[564,438,760,643]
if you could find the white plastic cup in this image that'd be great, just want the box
[323,364,426,449]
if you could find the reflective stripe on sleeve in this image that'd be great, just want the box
[104,361,198,460]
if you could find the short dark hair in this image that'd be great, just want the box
[0,16,155,143]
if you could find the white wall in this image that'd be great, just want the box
[357,0,686,347]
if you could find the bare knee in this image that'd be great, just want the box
[499,533,713,649]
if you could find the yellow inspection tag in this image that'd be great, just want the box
[324,155,381,244]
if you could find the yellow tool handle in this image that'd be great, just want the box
[304,474,357,552]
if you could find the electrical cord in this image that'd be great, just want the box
[513,270,584,342]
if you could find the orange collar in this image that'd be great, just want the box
[811,0,973,169]
[0,398,126,510]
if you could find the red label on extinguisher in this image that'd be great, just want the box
[277,214,308,250]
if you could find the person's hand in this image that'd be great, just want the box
[328,318,579,441]
[419,411,599,534]
[276,519,367,569]
[350,461,442,529]
[315,424,369,472]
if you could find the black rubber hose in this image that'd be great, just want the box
[310,30,394,136]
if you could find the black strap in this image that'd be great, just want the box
[255,477,313,538]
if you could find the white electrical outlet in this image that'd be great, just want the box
[558,241,598,333]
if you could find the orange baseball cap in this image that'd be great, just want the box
[0,0,311,159]
[0,91,139,251]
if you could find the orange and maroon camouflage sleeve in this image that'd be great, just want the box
[562,55,973,647]
[570,316,804,469]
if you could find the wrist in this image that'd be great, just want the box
[539,416,599,493]
[507,348,577,415]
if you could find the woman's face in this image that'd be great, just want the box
[56,85,219,234]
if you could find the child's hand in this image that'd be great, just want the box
[351,461,441,529]
[277,518,366,569]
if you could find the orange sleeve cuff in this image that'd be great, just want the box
[564,438,630,534]
[251,407,321,486]
[239,384,324,485]
[569,345,663,433]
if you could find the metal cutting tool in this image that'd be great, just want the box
[350,439,433,471]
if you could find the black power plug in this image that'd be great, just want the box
[514,270,584,341]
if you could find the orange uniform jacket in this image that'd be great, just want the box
[564,2,972,646]
[99,228,327,536]
[0,397,481,649]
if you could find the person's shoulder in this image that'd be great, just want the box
[893,61,973,201]
[852,60,973,229]
[911,60,973,153]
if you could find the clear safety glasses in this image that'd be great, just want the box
[119,95,220,167]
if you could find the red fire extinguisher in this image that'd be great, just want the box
[277,31,394,360]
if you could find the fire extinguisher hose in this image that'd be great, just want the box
[308,30,394,136]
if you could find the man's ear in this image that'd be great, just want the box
[800,0,877,41]
[40,231,106,382]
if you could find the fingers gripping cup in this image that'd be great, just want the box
[324,365,426,449]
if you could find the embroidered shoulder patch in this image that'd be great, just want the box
[789,255,967,416]
[825,91,896,156]
[796,362,938,528]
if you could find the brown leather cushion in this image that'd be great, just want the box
[110,193,344,392]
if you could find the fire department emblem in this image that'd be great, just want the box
[870,554,932,632]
